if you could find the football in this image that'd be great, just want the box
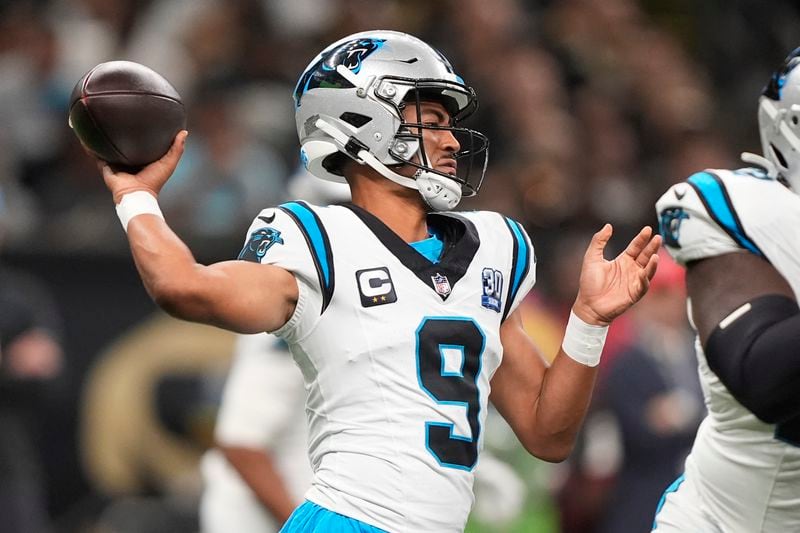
[68,60,186,170]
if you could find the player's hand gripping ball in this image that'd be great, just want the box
[68,61,186,170]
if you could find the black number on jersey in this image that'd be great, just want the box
[415,317,485,470]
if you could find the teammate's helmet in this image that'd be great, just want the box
[293,30,488,210]
[759,47,800,193]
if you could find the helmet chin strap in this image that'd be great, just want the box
[414,169,462,211]
[314,117,462,211]
[360,152,463,211]
[741,152,778,178]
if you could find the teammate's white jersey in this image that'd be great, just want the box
[654,168,800,532]
[200,334,312,533]
[238,202,536,533]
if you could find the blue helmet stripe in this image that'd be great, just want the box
[503,217,531,320]
[687,172,765,258]
[279,201,335,313]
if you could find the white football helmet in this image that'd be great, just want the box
[756,47,800,192]
[293,30,488,211]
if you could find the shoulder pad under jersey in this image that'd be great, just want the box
[655,168,780,265]
[455,210,537,320]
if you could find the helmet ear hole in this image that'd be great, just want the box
[322,152,351,176]
[340,112,372,128]
[771,144,789,168]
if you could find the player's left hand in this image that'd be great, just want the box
[572,224,661,326]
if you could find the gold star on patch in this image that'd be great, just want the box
[372,297,379,303]
[380,295,386,302]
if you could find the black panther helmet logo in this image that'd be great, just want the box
[294,38,386,107]
[763,47,800,101]
[238,226,284,263]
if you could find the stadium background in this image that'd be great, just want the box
[0,0,798,532]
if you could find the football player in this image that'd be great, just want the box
[200,333,312,533]
[200,333,530,532]
[99,30,659,532]
[653,48,800,532]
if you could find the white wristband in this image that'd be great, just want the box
[115,191,163,232]
[561,310,609,367]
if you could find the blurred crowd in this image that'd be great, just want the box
[1,0,799,532]
[0,0,797,258]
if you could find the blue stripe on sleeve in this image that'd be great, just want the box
[502,217,531,320]
[687,172,764,257]
[281,202,331,286]
[279,202,335,313]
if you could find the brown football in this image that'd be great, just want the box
[68,61,186,170]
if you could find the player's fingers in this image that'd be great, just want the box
[161,129,188,168]
[644,251,659,281]
[619,226,653,264]
[100,161,115,187]
[144,130,187,178]
[585,223,613,259]
[635,234,662,268]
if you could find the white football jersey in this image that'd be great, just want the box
[655,168,800,532]
[238,202,536,533]
[200,333,312,533]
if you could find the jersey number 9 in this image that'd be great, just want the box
[416,317,485,470]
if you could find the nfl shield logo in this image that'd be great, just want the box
[431,273,452,298]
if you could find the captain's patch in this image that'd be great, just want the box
[356,267,397,307]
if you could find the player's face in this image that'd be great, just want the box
[400,101,460,177]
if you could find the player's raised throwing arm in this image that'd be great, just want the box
[100,131,298,334]
[490,225,660,462]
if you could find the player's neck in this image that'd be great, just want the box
[349,177,429,243]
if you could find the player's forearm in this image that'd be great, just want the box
[521,306,605,459]
[221,446,298,524]
[125,216,208,318]
[529,351,598,460]
[493,310,599,462]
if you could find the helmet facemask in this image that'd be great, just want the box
[293,30,489,211]
[377,76,489,202]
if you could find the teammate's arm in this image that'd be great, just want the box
[100,132,298,334]
[491,225,660,462]
[219,445,297,524]
[688,252,800,423]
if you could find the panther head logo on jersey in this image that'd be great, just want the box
[238,226,284,263]
[658,207,690,248]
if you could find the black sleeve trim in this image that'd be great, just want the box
[501,217,532,321]
[278,202,335,315]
